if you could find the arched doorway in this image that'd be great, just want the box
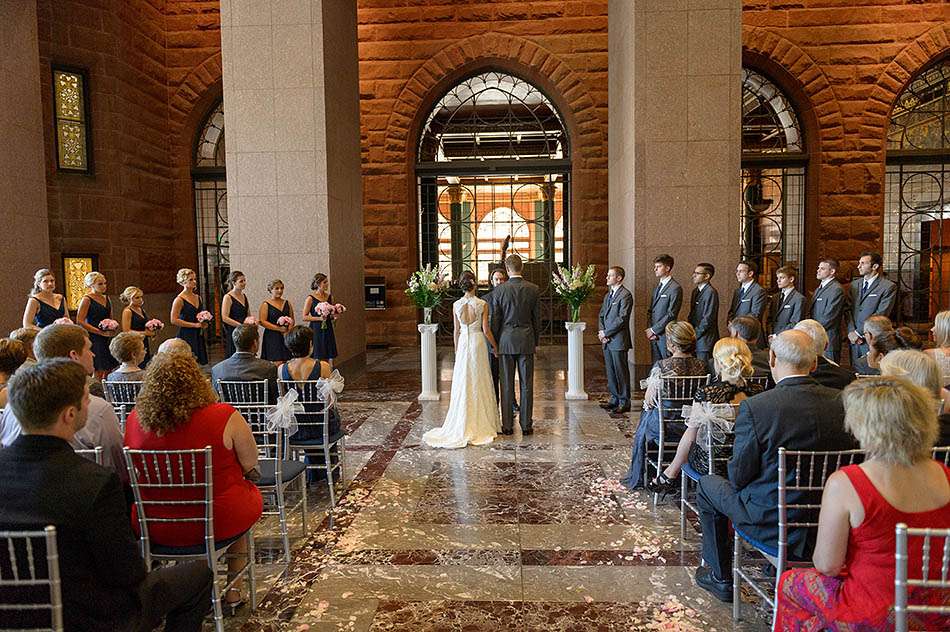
[416,70,571,341]
[192,100,228,322]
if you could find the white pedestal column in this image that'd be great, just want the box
[564,321,588,400]
[418,323,440,401]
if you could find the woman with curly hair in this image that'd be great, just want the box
[124,351,262,612]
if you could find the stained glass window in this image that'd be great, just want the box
[62,255,96,311]
[52,67,91,173]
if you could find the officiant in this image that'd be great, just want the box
[484,267,516,411]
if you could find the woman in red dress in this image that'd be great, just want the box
[775,376,950,631]
[125,351,263,611]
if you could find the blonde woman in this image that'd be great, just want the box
[170,268,208,365]
[926,310,950,376]
[259,279,293,363]
[76,271,118,377]
[880,349,950,445]
[22,268,66,329]
[120,286,154,366]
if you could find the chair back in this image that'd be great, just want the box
[699,403,740,476]
[0,526,63,631]
[103,380,143,406]
[217,380,269,405]
[122,447,213,565]
[894,523,950,632]
[74,446,103,466]
[747,375,770,389]
[232,404,282,481]
[658,375,711,421]
[855,374,877,379]
[277,378,333,444]
[933,446,950,467]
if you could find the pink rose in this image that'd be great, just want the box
[333,303,347,315]
[98,319,119,331]
[53,317,73,325]
[196,310,213,323]
[145,319,164,331]
[277,316,294,328]
[243,316,259,326]
[315,302,335,318]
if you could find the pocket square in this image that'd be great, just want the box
[741,298,751,303]
[783,305,791,309]
[869,294,878,298]
[816,298,824,302]
[660,294,668,298]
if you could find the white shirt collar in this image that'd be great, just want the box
[863,273,878,285]
[782,287,792,298]
[697,282,708,291]
[658,275,672,288]
[741,280,754,291]
[820,278,833,288]
[776,373,810,384]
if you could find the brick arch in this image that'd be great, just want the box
[169,52,223,150]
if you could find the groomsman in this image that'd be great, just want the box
[688,263,719,361]
[808,258,845,362]
[728,260,768,346]
[847,251,897,362]
[645,254,682,363]
[598,266,632,414]
[768,265,806,337]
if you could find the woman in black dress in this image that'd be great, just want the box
[220,270,249,359]
[120,286,156,367]
[22,268,67,329]
[302,273,339,366]
[170,268,209,365]
[76,271,119,378]
[259,279,293,364]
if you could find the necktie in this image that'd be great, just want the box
[861,280,869,300]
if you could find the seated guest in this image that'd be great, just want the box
[156,337,191,355]
[794,319,856,390]
[0,324,124,478]
[852,314,893,374]
[727,316,770,378]
[0,359,213,631]
[125,351,262,612]
[865,327,917,374]
[775,377,950,630]
[880,349,950,446]
[210,324,278,404]
[9,327,37,369]
[925,309,950,376]
[105,331,147,382]
[695,330,856,602]
[646,337,765,494]
[620,321,708,490]
[0,338,27,408]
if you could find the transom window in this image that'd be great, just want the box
[192,100,228,325]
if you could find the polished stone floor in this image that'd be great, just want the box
[222,346,770,631]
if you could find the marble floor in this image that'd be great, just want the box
[223,346,770,631]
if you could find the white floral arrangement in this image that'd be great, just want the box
[405,264,449,309]
[552,263,596,322]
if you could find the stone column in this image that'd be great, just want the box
[0,0,51,331]
[221,0,365,367]
[609,0,742,376]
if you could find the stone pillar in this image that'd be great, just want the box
[609,0,742,376]
[0,0,50,331]
[221,0,365,367]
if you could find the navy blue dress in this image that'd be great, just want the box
[280,362,342,482]
[175,297,208,365]
[309,293,338,361]
[222,293,249,359]
[261,301,291,362]
[128,308,152,368]
[84,296,119,372]
[31,295,66,327]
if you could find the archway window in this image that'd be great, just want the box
[741,67,807,290]
[192,100,228,323]
[883,57,950,328]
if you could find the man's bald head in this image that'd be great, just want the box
[157,338,191,356]
[769,329,818,378]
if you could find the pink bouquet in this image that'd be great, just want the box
[98,319,119,332]
[243,316,259,326]
[333,303,347,315]
[145,319,164,331]
[315,302,335,329]
[196,310,213,323]
[53,317,73,325]
[277,316,294,328]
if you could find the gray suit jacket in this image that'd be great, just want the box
[769,289,806,335]
[211,351,279,404]
[598,285,632,351]
[728,281,768,321]
[490,276,540,355]
[847,276,897,335]
[808,280,845,347]
[688,283,719,353]
[649,278,682,335]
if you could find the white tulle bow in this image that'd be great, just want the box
[267,388,302,437]
[639,366,664,409]
[318,370,345,406]
[681,401,737,444]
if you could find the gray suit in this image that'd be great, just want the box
[808,279,845,362]
[688,283,719,360]
[598,285,632,407]
[769,288,806,335]
[846,275,897,360]
[210,351,279,404]
[728,281,768,346]
[490,276,540,433]
[649,278,683,363]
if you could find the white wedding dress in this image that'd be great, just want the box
[422,295,501,448]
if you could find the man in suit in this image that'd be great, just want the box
[0,359,213,631]
[853,314,894,375]
[598,266,632,414]
[484,268,513,407]
[768,265,806,337]
[847,250,897,363]
[490,254,540,435]
[728,260,768,347]
[211,324,279,403]
[794,319,856,390]
[808,258,846,362]
[646,254,683,363]
[694,330,855,602]
[727,316,770,379]
[688,263,720,361]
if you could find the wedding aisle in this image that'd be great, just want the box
[223,347,769,631]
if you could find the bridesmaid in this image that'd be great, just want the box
[120,286,154,367]
[22,268,67,329]
[170,268,209,365]
[302,273,339,367]
[220,270,249,359]
[76,271,119,378]
[259,279,293,364]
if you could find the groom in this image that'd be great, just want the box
[491,254,540,435]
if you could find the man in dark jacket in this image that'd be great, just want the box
[598,266,633,413]
[211,323,279,403]
[688,262,720,361]
[794,319,856,390]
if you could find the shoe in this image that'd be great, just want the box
[222,589,246,616]
[694,566,733,603]
[522,428,533,435]
[599,401,618,410]
[501,429,514,435]
[646,472,679,495]
[612,404,631,414]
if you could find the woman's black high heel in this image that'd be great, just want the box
[646,472,679,496]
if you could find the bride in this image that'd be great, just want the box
[423,270,501,448]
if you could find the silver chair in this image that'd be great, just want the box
[933,445,950,466]
[894,523,950,632]
[855,374,878,379]
[112,405,128,436]
[747,375,771,389]
[103,380,143,406]
[277,378,345,508]
[233,404,308,564]
[74,446,103,466]
[123,447,256,632]
[217,380,269,406]
[0,526,63,632]
[733,447,864,624]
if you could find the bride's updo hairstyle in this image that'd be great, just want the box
[458,270,477,293]
[712,337,754,385]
